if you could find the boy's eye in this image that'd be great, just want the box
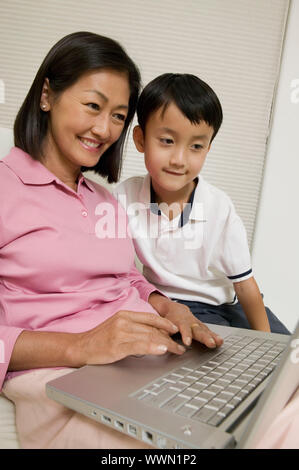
[160,138,173,145]
[192,144,203,150]
[86,103,100,111]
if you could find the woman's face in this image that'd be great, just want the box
[41,69,130,175]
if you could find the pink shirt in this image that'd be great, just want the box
[0,147,158,390]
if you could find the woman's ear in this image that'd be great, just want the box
[133,125,145,153]
[40,78,51,112]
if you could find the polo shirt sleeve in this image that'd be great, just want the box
[111,183,168,304]
[217,199,253,283]
[0,199,24,391]
[111,192,167,303]
[0,326,24,391]
[120,263,165,303]
[0,210,5,248]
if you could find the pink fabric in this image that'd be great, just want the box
[0,148,159,390]
[2,367,298,449]
[255,387,299,449]
[2,368,152,449]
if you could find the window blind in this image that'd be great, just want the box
[0,0,290,247]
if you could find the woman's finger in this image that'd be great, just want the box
[139,326,186,355]
[120,310,179,335]
[118,332,185,358]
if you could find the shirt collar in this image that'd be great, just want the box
[188,174,205,221]
[139,173,203,226]
[2,147,94,192]
[78,174,95,192]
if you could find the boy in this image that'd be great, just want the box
[113,73,289,334]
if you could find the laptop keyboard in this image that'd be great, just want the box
[133,334,286,427]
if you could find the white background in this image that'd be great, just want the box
[252,0,299,331]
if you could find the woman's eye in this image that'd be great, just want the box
[113,113,126,122]
[87,103,100,111]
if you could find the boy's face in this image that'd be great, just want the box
[133,102,214,199]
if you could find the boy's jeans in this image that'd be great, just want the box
[171,298,290,335]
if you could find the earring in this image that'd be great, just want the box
[41,104,47,111]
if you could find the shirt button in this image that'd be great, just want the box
[81,210,88,217]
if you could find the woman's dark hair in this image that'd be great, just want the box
[14,31,141,183]
[137,73,223,143]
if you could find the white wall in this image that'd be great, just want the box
[251,0,299,332]
[0,127,13,157]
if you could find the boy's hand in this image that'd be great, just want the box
[148,293,223,349]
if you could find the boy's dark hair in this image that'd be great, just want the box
[14,31,141,183]
[137,73,222,142]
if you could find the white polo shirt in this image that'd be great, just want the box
[113,174,252,305]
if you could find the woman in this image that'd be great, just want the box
[0,32,222,448]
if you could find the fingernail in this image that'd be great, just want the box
[185,337,192,346]
[171,324,179,332]
[178,345,186,352]
[156,344,168,353]
[208,338,216,347]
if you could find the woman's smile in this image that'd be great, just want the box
[78,136,104,152]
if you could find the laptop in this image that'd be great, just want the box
[46,322,298,449]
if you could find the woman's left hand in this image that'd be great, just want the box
[148,293,223,349]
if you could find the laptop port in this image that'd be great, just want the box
[142,429,153,443]
[101,415,111,424]
[114,420,124,430]
[128,424,137,437]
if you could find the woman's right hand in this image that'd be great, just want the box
[69,310,187,367]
